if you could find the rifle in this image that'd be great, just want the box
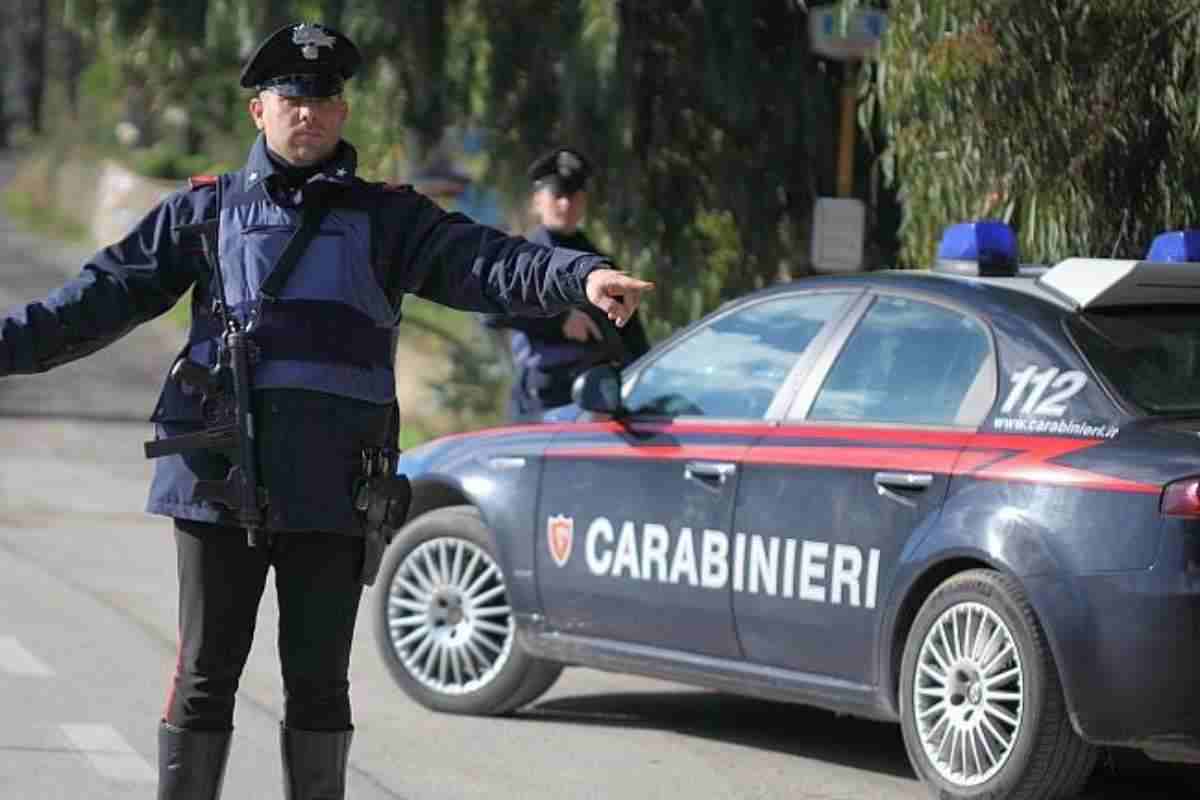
[144,216,270,546]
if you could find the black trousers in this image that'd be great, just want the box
[165,519,363,732]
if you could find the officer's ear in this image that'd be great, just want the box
[248,93,266,130]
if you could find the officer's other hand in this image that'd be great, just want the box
[562,309,602,342]
[585,268,655,328]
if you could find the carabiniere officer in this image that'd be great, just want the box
[485,147,650,419]
[0,22,652,800]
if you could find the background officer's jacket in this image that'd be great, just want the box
[0,135,609,535]
[482,226,649,374]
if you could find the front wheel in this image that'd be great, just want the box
[372,505,562,715]
[899,570,1096,799]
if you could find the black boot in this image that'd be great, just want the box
[280,725,353,800]
[157,721,232,800]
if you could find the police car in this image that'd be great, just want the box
[372,222,1200,799]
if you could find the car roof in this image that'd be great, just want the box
[731,270,1074,320]
[708,256,1200,340]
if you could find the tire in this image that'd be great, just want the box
[899,570,1097,800]
[503,658,564,713]
[372,505,562,715]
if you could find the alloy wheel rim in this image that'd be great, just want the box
[385,536,513,695]
[913,601,1024,786]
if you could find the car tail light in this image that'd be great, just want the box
[1161,478,1200,518]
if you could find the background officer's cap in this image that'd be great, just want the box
[528,147,592,195]
[240,22,361,98]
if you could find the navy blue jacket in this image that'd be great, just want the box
[0,136,610,533]
[482,226,649,373]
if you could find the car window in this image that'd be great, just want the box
[1067,307,1200,414]
[625,292,850,419]
[808,295,993,426]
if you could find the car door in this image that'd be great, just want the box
[731,291,996,684]
[535,289,856,659]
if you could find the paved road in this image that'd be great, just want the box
[0,150,1195,799]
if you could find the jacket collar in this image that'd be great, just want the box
[242,134,359,191]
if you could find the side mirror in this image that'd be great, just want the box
[571,364,624,416]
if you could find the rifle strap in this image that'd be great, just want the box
[258,189,334,300]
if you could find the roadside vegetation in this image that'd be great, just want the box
[870,0,1200,265]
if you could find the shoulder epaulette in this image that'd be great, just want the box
[188,175,218,190]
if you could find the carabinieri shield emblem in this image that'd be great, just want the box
[547,514,574,567]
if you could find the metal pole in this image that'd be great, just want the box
[837,59,859,198]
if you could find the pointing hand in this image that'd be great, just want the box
[584,268,655,328]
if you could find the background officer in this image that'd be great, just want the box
[0,23,650,800]
[484,146,650,419]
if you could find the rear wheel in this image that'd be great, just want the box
[372,505,562,715]
[899,570,1096,799]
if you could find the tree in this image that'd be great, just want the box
[11,0,50,135]
[468,1,591,205]
[466,1,884,333]
[258,0,292,41]
[98,0,256,170]
[338,0,468,176]
[320,0,347,29]
[613,1,841,326]
[871,0,1200,266]
[0,35,8,147]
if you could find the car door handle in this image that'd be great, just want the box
[684,461,737,485]
[873,472,933,508]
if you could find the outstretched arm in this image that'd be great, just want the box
[0,191,204,375]
[385,189,651,320]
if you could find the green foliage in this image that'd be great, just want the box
[872,0,1200,266]
[74,56,124,146]
[459,1,880,332]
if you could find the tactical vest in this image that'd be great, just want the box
[151,172,399,425]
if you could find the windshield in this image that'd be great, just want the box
[1067,307,1200,414]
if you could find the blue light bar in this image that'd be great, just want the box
[935,221,1018,276]
[1145,230,1200,262]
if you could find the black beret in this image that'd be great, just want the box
[528,147,592,194]
[240,22,361,97]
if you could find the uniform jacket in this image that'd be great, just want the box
[482,226,649,373]
[0,135,609,534]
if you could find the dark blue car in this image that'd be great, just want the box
[371,223,1200,799]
